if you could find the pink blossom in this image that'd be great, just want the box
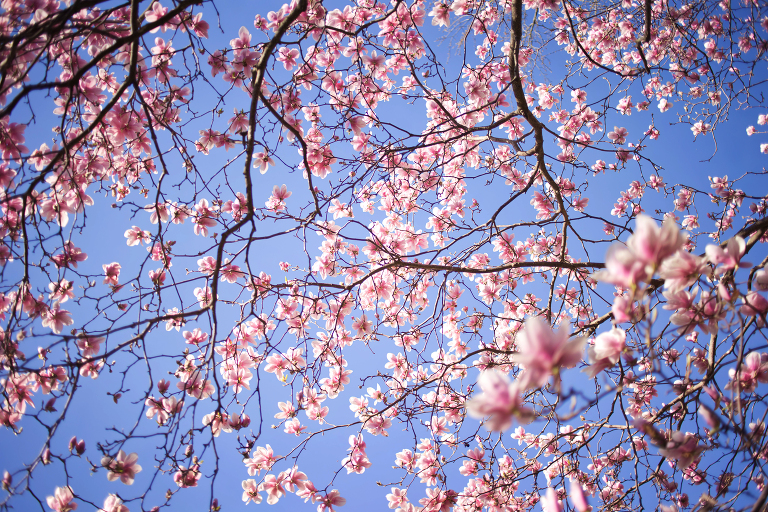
[705,236,751,273]
[607,126,628,145]
[173,464,201,487]
[627,214,687,269]
[465,370,534,431]
[99,495,128,512]
[279,466,308,492]
[253,152,275,174]
[429,2,450,27]
[755,269,768,291]
[177,371,214,399]
[101,450,142,485]
[584,328,626,377]
[103,263,121,286]
[726,352,768,393]
[42,305,73,334]
[658,431,704,470]
[659,251,706,292]
[541,487,563,512]
[741,291,768,326]
[124,226,150,246]
[386,487,408,509]
[569,480,590,512]
[317,490,346,512]
[594,245,648,288]
[242,479,262,504]
[46,486,77,512]
[512,317,587,389]
[246,444,277,476]
[259,474,286,505]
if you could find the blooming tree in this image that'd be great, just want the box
[1,0,768,511]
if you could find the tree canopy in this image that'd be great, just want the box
[1,0,768,511]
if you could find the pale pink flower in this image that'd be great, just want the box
[46,486,77,512]
[259,474,285,505]
[279,466,308,492]
[99,494,128,512]
[317,489,346,512]
[42,305,73,334]
[429,2,451,27]
[177,371,214,399]
[592,328,626,362]
[726,352,768,393]
[607,126,628,145]
[173,464,201,487]
[610,295,634,324]
[386,487,408,509]
[253,151,275,174]
[593,245,648,288]
[741,291,768,326]
[541,487,563,512]
[627,214,687,268]
[569,480,590,512]
[659,251,705,292]
[124,226,150,246]
[512,317,587,389]
[584,328,626,377]
[706,236,751,273]
[242,479,263,504]
[755,269,768,291]
[203,411,232,437]
[247,444,278,476]
[658,431,704,470]
[465,370,534,431]
[101,450,142,485]
[103,262,121,286]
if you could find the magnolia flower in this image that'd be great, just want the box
[46,486,77,512]
[512,317,586,389]
[465,371,534,431]
[101,450,142,485]
[741,291,768,326]
[317,489,346,512]
[658,431,705,470]
[584,328,626,377]
[627,214,687,268]
[725,351,768,393]
[755,269,768,291]
[242,479,263,504]
[659,250,706,292]
[706,236,751,273]
[99,495,128,512]
[173,464,201,488]
[596,215,687,288]
[541,487,563,512]
[593,244,648,288]
[569,480,591,512]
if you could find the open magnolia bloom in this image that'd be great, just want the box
[511,317,587,390]
[584,328,627,378]
[465,371,534,431]
[100,450,142,485]
[658,431,705,471]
